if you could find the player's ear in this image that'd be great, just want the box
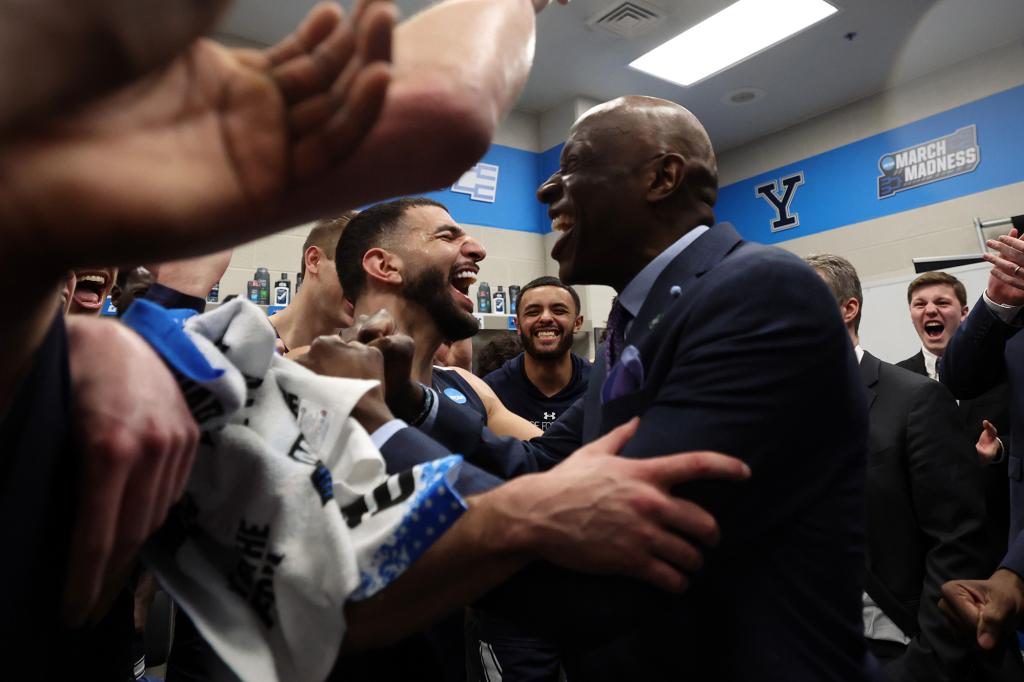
[363,248,403,286]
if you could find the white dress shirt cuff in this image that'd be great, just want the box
[370,419,409,450]
[983,290,1024,326]
[991,437,1007,464]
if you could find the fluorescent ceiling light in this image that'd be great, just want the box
[629,0,838,87]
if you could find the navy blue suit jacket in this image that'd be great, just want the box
[414,224,872,681]
[940,297,1024,576]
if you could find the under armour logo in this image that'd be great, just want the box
[755,172,805,232]
[451,163,499,203]
[543,412,556,421]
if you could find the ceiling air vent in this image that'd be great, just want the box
[587,0,666,39]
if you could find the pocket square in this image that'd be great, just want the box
[602,344,644,403]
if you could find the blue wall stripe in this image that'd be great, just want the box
[419,144,547,233]
[716,83,1024,244]
[395,83,1024,240]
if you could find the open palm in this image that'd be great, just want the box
[0,1,393,268]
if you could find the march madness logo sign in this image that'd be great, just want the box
[877,125,980,199]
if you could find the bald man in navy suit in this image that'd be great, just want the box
[377,96,873,681]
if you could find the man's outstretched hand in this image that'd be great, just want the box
[940,570,1024,650]
[493,418,752,592]
[1,1,395,271]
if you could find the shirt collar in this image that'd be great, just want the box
[921,346,939,379]
[854,345,864,364]
[618,225,710,318]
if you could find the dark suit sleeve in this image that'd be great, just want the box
[378,425,504,495]
[887,379,992,682]
[419,394,583,477]
[940,297,1019,400]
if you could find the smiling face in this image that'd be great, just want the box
[68,266,117,315]
[909,283,968,355]
[398,205,485,342]
[538,113,651,288]
[517,285,581,361]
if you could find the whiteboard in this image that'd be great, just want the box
[858,261,992,364]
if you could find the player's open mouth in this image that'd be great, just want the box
[924,321,944,339]
[73,271,111,310]
[450,265,478,310]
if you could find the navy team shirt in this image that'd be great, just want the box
[483,353,591,430]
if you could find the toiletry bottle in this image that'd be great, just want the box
[492,285,507,314]
[477,281,491,313]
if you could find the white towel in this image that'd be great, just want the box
[125,299,466,682]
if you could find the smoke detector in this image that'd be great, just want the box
[587,0,666,39]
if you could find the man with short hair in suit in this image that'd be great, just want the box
[808,254,1021,681]
[375,95,873,681]
[898,271,1013,559]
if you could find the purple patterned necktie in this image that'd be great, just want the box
[605,297,630,374]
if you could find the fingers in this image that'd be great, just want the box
[63,435,132,626]
[264,2,345,67]
[983,256,1024,294]
[635,557,689,593]
[576,417,640,457]
[284,0,394,182]
[273,19,357,105]
[317,61,391,158]
[656,495,722,548]
[356,309,397,343]
[644,451,752,489]
[286,0,393,137]
[939,580,985,633]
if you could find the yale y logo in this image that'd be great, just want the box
[755,172,805,232]
[451,163,499,203]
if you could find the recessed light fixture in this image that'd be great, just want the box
[722,87,765,105]
[629,0,838,87]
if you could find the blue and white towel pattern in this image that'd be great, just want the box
[124,299,466,682]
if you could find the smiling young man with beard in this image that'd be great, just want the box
[336,197,543,444]
[483,276,590,431]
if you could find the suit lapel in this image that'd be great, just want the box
[626,223,743,352]
[905,351,926,377]
[582,224,743,440]
[859,350,880,411]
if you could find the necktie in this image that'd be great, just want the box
[605,297,630,373]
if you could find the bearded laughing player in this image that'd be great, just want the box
[335,196,543,440]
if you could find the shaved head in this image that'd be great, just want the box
[538,95,719,289]
[574,96,718,206]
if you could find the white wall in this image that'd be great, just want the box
[859,261,990,364]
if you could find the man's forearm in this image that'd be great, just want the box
[342,480,534,651]
[393,0,536,126]
[299,0,540,213]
